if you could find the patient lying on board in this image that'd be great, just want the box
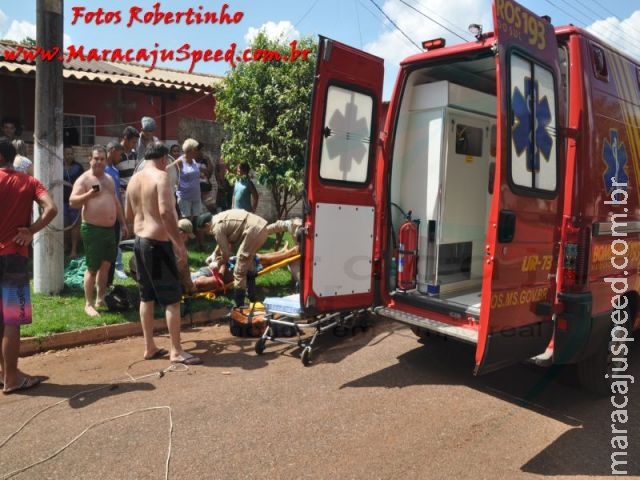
[191,242,300,293]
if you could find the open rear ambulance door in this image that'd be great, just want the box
[475,0,563,374]
[300,37,384,314]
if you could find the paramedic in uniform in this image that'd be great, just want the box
[196,210,301,307]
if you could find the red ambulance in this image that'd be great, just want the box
[299,0,640,393]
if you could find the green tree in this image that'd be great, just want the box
[214,33,316,221]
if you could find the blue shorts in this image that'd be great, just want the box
[64,203,80,226]
[0,255,32,326]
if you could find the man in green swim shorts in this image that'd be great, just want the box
[69,145,127,317]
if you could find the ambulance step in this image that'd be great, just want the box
[374,306,479,344]
[392,292,480,320]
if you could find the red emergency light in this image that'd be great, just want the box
[422,38,446,51]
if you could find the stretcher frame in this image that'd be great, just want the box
[254,295,367,366]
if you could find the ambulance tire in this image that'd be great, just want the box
[578,296,635,395]
[576,330,623,395]
[410,326,431,342]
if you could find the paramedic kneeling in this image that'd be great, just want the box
[195,210,301,307]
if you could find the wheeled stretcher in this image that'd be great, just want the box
[254,294,366,365]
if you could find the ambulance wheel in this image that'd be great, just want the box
[255,337,266,355]
[577,329,625,395]
[411,326,430,341]
[301,347,312,366]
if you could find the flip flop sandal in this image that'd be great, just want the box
[3,375,46,395]
[144,348,169,360]
[171,355,203,365]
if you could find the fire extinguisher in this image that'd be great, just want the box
[397,211,419,290]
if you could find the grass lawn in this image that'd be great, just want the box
[23,232,298,338]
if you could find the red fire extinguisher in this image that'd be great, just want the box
[397,211,419,290]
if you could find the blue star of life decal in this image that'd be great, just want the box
[511,77,553,172]
[602,129,628,193]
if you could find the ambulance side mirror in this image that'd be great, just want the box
[488,161,495,195]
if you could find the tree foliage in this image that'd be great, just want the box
[214,33,316,219]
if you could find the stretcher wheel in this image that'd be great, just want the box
[301,346,312,366]
[255,337,266,355]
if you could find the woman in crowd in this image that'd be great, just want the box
[168,138,204,247]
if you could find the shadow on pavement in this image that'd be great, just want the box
[5,381,157,410]
[340,329,640,476]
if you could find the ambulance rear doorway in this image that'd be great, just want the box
[389,78,496,316]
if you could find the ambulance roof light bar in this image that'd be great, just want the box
[422,38,446,51]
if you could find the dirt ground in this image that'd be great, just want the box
[0,317,638,479]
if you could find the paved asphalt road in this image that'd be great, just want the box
[0,317,638,479]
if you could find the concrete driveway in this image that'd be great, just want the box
[0,317,638,479]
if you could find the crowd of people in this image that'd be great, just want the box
[0,115,302,394]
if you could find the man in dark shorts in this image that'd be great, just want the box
[0,138,57,393]
[125,142,201,364]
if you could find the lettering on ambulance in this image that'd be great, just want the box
[495,0,547,50]
[521,255,553,272]
[589,238,640,272]
[491,286,549,308]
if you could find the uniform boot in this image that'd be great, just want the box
[234,288,246,307]
[247,272,257,303]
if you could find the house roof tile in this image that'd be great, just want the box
[0,40,222,92]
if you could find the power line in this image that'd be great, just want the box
[540,0,637,52]
[368,0,422,51]
[354,0,364,49]
[397,0,470,42]
[288,0,322,38]
[584,0,625,21]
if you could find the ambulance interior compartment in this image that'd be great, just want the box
[389,65,496,317]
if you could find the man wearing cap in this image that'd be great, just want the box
[137,116,159,160]
[125,141,201,364]
[195,209,302,307]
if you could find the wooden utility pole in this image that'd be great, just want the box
[34,0,64,293]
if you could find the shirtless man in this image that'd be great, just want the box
[69,145,127,317]
[125,142,201,364]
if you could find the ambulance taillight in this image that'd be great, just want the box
[562,222,590,291]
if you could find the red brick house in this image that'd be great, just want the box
[0,39,225,163]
